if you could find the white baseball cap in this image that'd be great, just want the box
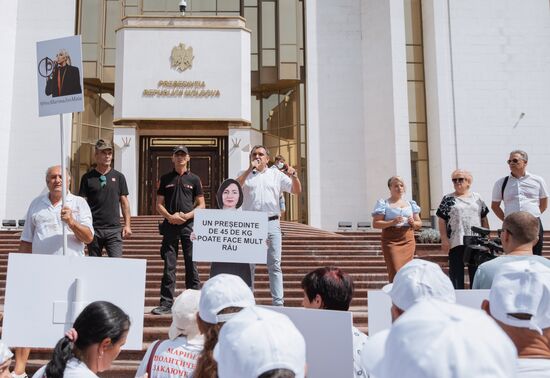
[489,260,550,334]
[382,259,456,310]
[168,289,203,344]
[373,299,517,378]
[213,306,306,378]
[198,274,255,324]
[0,340,13,364]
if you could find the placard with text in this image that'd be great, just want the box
[192,209,268,264]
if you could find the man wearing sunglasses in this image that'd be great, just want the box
[491,150,548,256]
[79,139,132,257]
[472,211,550,289]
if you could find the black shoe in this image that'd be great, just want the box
[151,305,172,315]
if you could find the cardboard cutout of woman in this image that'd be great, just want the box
[209,179,253,287]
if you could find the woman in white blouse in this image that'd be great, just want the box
[436,169,490,289]
[372,176,422,282]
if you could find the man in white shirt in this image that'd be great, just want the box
[472,211,550,289]
[481,261,550,377]
[14,165,94,378]
[20,165,94,256]
[301,266,368,378]
[360,259,456,376]
[492,150,548,255]
[236,145,301,305]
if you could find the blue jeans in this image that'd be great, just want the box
[267,220,284,305]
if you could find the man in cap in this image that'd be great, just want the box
[360,259,456,375]
[373,299,517,378]
[79,139,132,257]
[237,145,301,306]
[152,145,205,315]
[481,260,550,376]
[301,266,367,377]
[136,289,203,377]
[492,150,548,256]
[472,211,550,289]
[214,306,306,378]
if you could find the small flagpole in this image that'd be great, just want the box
[60,113,67,256]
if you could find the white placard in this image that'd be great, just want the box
[367,289,490,335]
[192,209,268,264]
[2,254,146,350]
[36,35,84,117]
[263,306,355,378]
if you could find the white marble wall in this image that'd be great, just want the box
[1,0,76,221]
[307,0,411,230]
[306,0,370,230]
[114,127,138,216]
[424,0,550,228]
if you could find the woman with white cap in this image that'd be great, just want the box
[136,290,203,378]
[193,274,256,378]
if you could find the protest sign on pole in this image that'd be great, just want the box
[193,209,268,264]
[36,35,84,255]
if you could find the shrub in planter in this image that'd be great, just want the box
[416,228,441,244]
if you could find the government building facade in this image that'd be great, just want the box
[2,0,550,230]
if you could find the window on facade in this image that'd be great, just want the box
[405,0,430,221]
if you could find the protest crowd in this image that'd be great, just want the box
[1,143,550,378]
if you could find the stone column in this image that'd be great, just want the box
[114,124,138,216]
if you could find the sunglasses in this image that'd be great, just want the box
[452,177,465,184]
[507,158,524,164]
[99,175,107,188]
[497,228,512,237]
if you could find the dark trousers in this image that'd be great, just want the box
[87,227,123,257]
[533,218,544,256]
[159,224,200,307]
[449,245,477,289]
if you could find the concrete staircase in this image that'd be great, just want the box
[0,216,547,377]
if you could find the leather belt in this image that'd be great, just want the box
[268,215,279,221]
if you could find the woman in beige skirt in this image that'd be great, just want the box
[372,176,422,282]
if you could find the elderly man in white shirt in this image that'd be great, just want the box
[236,145,301,306]
[492,150,548,255]
[14,165,93,378]
[20,165,94,256]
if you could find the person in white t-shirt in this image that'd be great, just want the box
[20,165,94,256]
[301,266,367,378]
[236,145,301,306]
[136,289,204,378]
[32,301,130,378]
[481,260,550,377]
[14,166,94,378]
[360,259,456,377]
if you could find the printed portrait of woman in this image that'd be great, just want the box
[217,178,243,210]
[210,179,253,287]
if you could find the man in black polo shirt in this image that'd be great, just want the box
[152,145,205,315]
[79,139,132,257]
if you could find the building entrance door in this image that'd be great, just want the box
[139,137,227,214]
